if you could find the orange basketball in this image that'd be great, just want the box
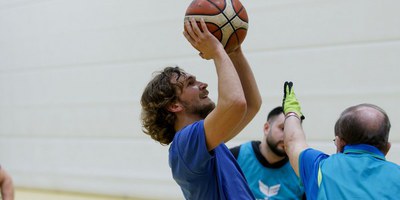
[185,0,249,53]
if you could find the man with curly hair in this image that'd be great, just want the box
[141,18,262,199]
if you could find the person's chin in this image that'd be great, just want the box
[205,97,214,103]
[206,101,216,109]
[277,145,286,154]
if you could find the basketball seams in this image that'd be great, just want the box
[207,0,226,13]
[205,0,244,44]
[229,6,247,49]
[220,0,246,49]
[224,0,240,47]
[206,0,231,43]
[184,0,248,53]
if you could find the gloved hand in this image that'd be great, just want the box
[282,81,305,120]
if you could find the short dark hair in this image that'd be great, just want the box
[334,103,391,152]
[267,106,283,123]
[140,66,186,145]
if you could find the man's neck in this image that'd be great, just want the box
[174,114,203,132]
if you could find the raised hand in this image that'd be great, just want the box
[282,81,305,120]
[183,18,224,60]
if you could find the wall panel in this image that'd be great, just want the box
[0,0,399,199]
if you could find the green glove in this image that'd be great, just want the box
[282,81,305,120]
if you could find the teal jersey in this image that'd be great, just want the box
[232,141,304,200]
[300,144,400,200]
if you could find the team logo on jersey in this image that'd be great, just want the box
[259,180,280,199]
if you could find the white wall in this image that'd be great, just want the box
[0,0,399,199]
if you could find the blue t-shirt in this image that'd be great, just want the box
[300,144,400,200]
[234,141,304,200]
[169,120,255,200]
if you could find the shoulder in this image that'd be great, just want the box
[170,120,215,174]
[229,141,255,159]
[299,148,330,197]
[299,148,330,174]
[300,148,329,164]
[173,120,205,143]
[170,120,209,160]
[229,145,241,159]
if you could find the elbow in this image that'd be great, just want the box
[246,96,262,118]
[234,96,247,114]
[253,96,262,113]
[257,95,262,109]
[231,94,247,117]
[218,91,247,118]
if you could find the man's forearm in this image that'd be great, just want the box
[284,116,308,176]
[213,49,245,107]
[224,48,261,142]
[229,49,262,111]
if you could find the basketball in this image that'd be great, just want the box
[184,0,248,53]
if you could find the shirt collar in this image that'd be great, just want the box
[343,144,385,160]
[252,141,289,168]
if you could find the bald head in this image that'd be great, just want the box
[334,104,391,153]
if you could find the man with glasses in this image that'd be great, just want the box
[281,81,400,199]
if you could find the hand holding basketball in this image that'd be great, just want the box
[183,18,224,60]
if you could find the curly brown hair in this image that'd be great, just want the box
[140,66,186,145]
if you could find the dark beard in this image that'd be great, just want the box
[197,103,215,118]
[183,101,216,119]
[266,131,287,157]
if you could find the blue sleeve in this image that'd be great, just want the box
[173,120,214,174]
[299,148,329,199]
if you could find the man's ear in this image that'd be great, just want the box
[383,142,391,156]
[263,122,270,136]
[167,102,183,113]
[335,136,346,153]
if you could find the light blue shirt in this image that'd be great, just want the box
[300,144,400,200]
